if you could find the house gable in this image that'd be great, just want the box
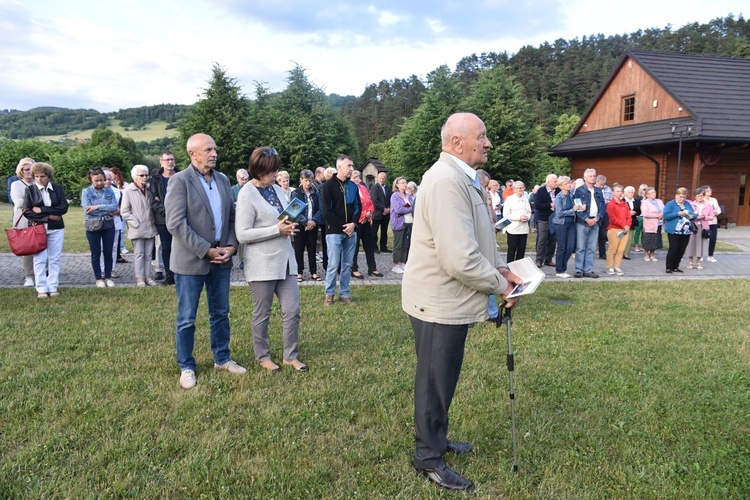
[578,56,691,134]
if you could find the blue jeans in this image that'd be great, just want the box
[555,221,576,273]
[175,265,232,371]
[325,233,357,298]
[575,222,599,274]
[86,226,115,280]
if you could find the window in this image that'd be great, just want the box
[622,96,635,122]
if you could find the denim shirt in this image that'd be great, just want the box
[81,186,118,220]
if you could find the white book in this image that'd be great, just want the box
[506,257,546,298]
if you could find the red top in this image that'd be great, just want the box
[607,197,632,230]
[356,183,374,224]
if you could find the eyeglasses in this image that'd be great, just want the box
[262,148,278,157]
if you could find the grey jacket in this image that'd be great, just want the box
[165,165,238,275]
[235,182,297,281]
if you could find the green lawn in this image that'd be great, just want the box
[1,283,748,497]
[34,119,180,143]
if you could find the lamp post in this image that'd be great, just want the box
[670,122,694,190]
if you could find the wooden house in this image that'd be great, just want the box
[550,50,750,225]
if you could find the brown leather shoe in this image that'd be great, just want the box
[259,360,280,372]
[324,295,334,306]
[340,297,354,305]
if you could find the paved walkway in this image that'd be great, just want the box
[2,227,749,288]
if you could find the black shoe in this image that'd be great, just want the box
[584,272,599,278]
[673,268,683,273]
[414,464,474,492]
[154,272,165,281]
[622,255,631,260]
[544,261,555,267]
[368,270,384,277]
[165,275,175,285]
[666,269,673,274]
[351,271,364,279]
[535,261,543,268]
[599,255,606,260]
[574,271,583,278]
[116,257,127,264]
[381,249,392,253]
[446,441,473,454]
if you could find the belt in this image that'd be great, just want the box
[587,216,597,220]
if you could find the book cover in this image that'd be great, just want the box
[278,198,307,222]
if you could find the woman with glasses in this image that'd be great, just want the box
[640,187,664,262]
[236,147,307,373]
[23,162,68,298]
[663,187,697,274]
[121,165,158,287]
[390,176,414,274]
[9,158,36,287]
[82,167,119,288]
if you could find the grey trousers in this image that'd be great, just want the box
[249,274,301,362]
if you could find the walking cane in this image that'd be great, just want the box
[495,304,519,473]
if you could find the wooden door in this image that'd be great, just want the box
[738,173,750,226]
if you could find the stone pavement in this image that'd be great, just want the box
[1,227,749,289]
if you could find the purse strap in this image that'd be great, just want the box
[13,209,29,229]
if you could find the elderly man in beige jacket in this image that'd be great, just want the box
[402,112,521,492]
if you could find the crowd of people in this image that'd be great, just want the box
[489,170,722,277]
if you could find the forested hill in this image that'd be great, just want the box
[1,14,746,149]
[0,104,190,139]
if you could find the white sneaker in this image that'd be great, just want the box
[556,272,571,278]
[180,369,197,389]
[121,248,129,254]
[607,267,616,275]
[24,277,35,287]
[615,268,624,276]
[214,360,247,374]
[105,279,116,288]
[707,256,717,263]
[96,280,106,288]
[392,265,404,274]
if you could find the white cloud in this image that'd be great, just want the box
[0,0,743,111]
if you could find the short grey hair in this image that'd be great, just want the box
[131,164,149,179]
[299,169,314,180]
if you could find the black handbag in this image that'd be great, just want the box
[701,228,711,239]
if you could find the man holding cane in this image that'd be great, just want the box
[402,113,522,492]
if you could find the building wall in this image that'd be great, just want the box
[578,58,691,133]
[572,146,750,224]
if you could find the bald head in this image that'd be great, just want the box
[440,113,492,169]
[186,133,217,173]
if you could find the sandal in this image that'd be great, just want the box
[297,274,303,283]
[311,274,322,281]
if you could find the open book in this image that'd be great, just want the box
[277,198,307,222]
[494,216,512,230]
[506,257,546,298]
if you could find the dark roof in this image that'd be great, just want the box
[361,157,387,172]
[551,50,750,155]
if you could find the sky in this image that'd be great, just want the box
[0,0,744,112]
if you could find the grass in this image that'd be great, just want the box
[34,120,180,143]
[1,282,749,497]
[1,202,742,255]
